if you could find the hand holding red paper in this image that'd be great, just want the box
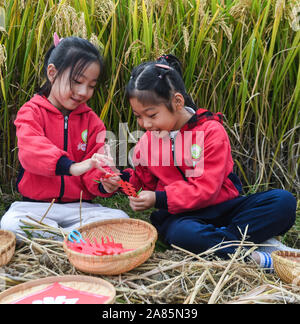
[129,191,156,211]
[101,174,122,193]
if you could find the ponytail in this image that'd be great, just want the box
[156,54,197,110]
[126,54,197,111]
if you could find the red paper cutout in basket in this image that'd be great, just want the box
[67,235,133,256]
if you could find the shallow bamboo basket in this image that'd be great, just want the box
[63,218,158,275]
[0,230,16,267]
[0,275,116,304]
[272,251,300,286]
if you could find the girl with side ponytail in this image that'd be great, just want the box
[98,54,297,269]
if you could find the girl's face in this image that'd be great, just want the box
[47,61,100,112]
[130,93,191,133]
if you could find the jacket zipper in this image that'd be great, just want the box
[58,115,69,201]
[170,136,188,182]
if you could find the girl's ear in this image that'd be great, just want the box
[172,92,185,111]
[47,64,58,83]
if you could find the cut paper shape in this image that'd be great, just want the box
[12,282,110,304]
[67,236,133,256]
[117,180,137,197]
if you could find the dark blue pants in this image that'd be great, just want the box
[150,189,297,258]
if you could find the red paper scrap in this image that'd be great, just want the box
[12,282,110,304]
[117,180,137,197]
[67,236,133,256]
[100,172,121,180]
[95,173,139,197]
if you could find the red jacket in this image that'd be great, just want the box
[15,94,111,202]
[125,109,242,214]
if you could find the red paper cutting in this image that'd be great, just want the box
[100,172,121,180]
[12,282,110,304]
[94,173,138,197]
[117,180,137,197]
[67,236,133,256]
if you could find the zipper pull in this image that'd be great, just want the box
[64,116,68,129]
[170,137,175,152]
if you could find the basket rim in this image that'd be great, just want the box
[0,275,116,304]
[0,230,16,255]
[63,218,158,261]
[272,250,300,268]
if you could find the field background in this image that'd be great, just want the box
[0,0,299,197]
[0,0,299,304]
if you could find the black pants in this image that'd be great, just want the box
[150,189,296,258]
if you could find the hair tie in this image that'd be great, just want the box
[155,63,172,70]
[157,54,169,61]
[53,32,63,47]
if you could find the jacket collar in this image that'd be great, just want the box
[30,94,92,115]
[181,108,223,131]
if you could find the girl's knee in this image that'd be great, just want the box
[0,213,21,235]
[270,189,296,228]
[164,219,220,254]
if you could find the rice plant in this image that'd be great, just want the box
[0,0,299,197]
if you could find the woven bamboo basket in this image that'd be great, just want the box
[0,230,16,267]
[272,251,300,286]
[0,275,116,304]
[63,218,158,275]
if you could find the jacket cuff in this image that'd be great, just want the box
[120,170,131,182]
[98,182,108,194]
[55,156,75,176]
[155,191,168,209]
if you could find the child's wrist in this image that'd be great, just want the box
[69,159,92,176]
[56,156,75,176]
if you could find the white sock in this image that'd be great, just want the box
[257,237,300,254]
[251,251,274,271]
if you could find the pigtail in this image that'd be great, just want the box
[157,54,198,111]
[126,54,198,111]
[157,54,183,77]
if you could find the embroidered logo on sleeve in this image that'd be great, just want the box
[191,144,202,160]
[190,144,202,169]
[77,129,88,151]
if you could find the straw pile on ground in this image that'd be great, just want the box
[1,223,299,304]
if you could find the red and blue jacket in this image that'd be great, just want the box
[123,108,242,214]
[14,94,111,202]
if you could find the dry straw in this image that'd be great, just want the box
[1,222,300,304]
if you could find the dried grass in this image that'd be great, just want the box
[1,224,299,304]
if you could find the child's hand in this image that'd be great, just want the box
[129,191,156,211]
[91,153,119,174]
[101,175,121,193]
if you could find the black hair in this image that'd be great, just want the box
[39,36,104,97]
[125,54,197,111]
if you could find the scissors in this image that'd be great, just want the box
[68,230,86,244]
